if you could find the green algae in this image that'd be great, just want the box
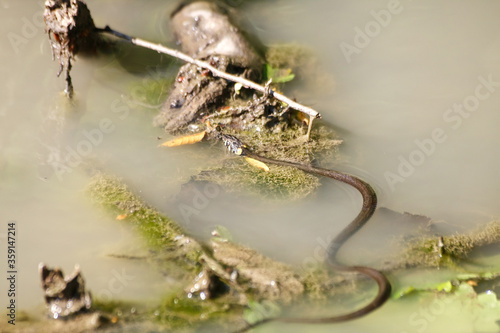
[195,124,342,200]
[85,173,320,328]
[128,74,175,110]
[154,294,245,331]
[194,160,320,201]
[393,272,500,299]
[243,300,281,326]
[395,221,500,269]
[86,173,183,249]
[264,43,334,95]
[263,63,295,83]
[84,172,500,331]
[300,265,359,300]
[236,123,341,163]
[86,173,209,275]
[265,44,315,77]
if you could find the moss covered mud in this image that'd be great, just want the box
[80,173,360,331]
[195,124,342,200]
[78,174,500,332]
[87,174,185,251]
[392,221,500,270]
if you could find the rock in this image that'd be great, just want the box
[170,1,262,69]
[39,263,92,319]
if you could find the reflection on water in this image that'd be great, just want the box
[1,0,500,332]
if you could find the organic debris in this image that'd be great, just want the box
[191,125,341,200]
[44,0,100,97]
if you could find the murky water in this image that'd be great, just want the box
[1,1,500,332]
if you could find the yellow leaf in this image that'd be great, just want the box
[116,214,127,220]
[244,157,269,172]
[160,131,206,147]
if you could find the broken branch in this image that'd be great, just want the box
[97,26,321,121]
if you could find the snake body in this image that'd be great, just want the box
[219,134,391,330]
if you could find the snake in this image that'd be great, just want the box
[94,26,391,326]
[218,133,392,331]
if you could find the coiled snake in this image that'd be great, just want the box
[218,133,391,331]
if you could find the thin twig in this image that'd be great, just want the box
[98,26,321,121]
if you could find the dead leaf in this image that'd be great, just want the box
[245,157,269,172]
[160,131,206,147]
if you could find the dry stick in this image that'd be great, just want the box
[98,26,320,138]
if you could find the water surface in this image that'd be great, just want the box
[1,1,500,332]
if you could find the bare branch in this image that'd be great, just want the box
[98,26,321,120]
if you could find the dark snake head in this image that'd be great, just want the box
[220,134,246,156]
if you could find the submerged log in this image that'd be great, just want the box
[154,1,264,133]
